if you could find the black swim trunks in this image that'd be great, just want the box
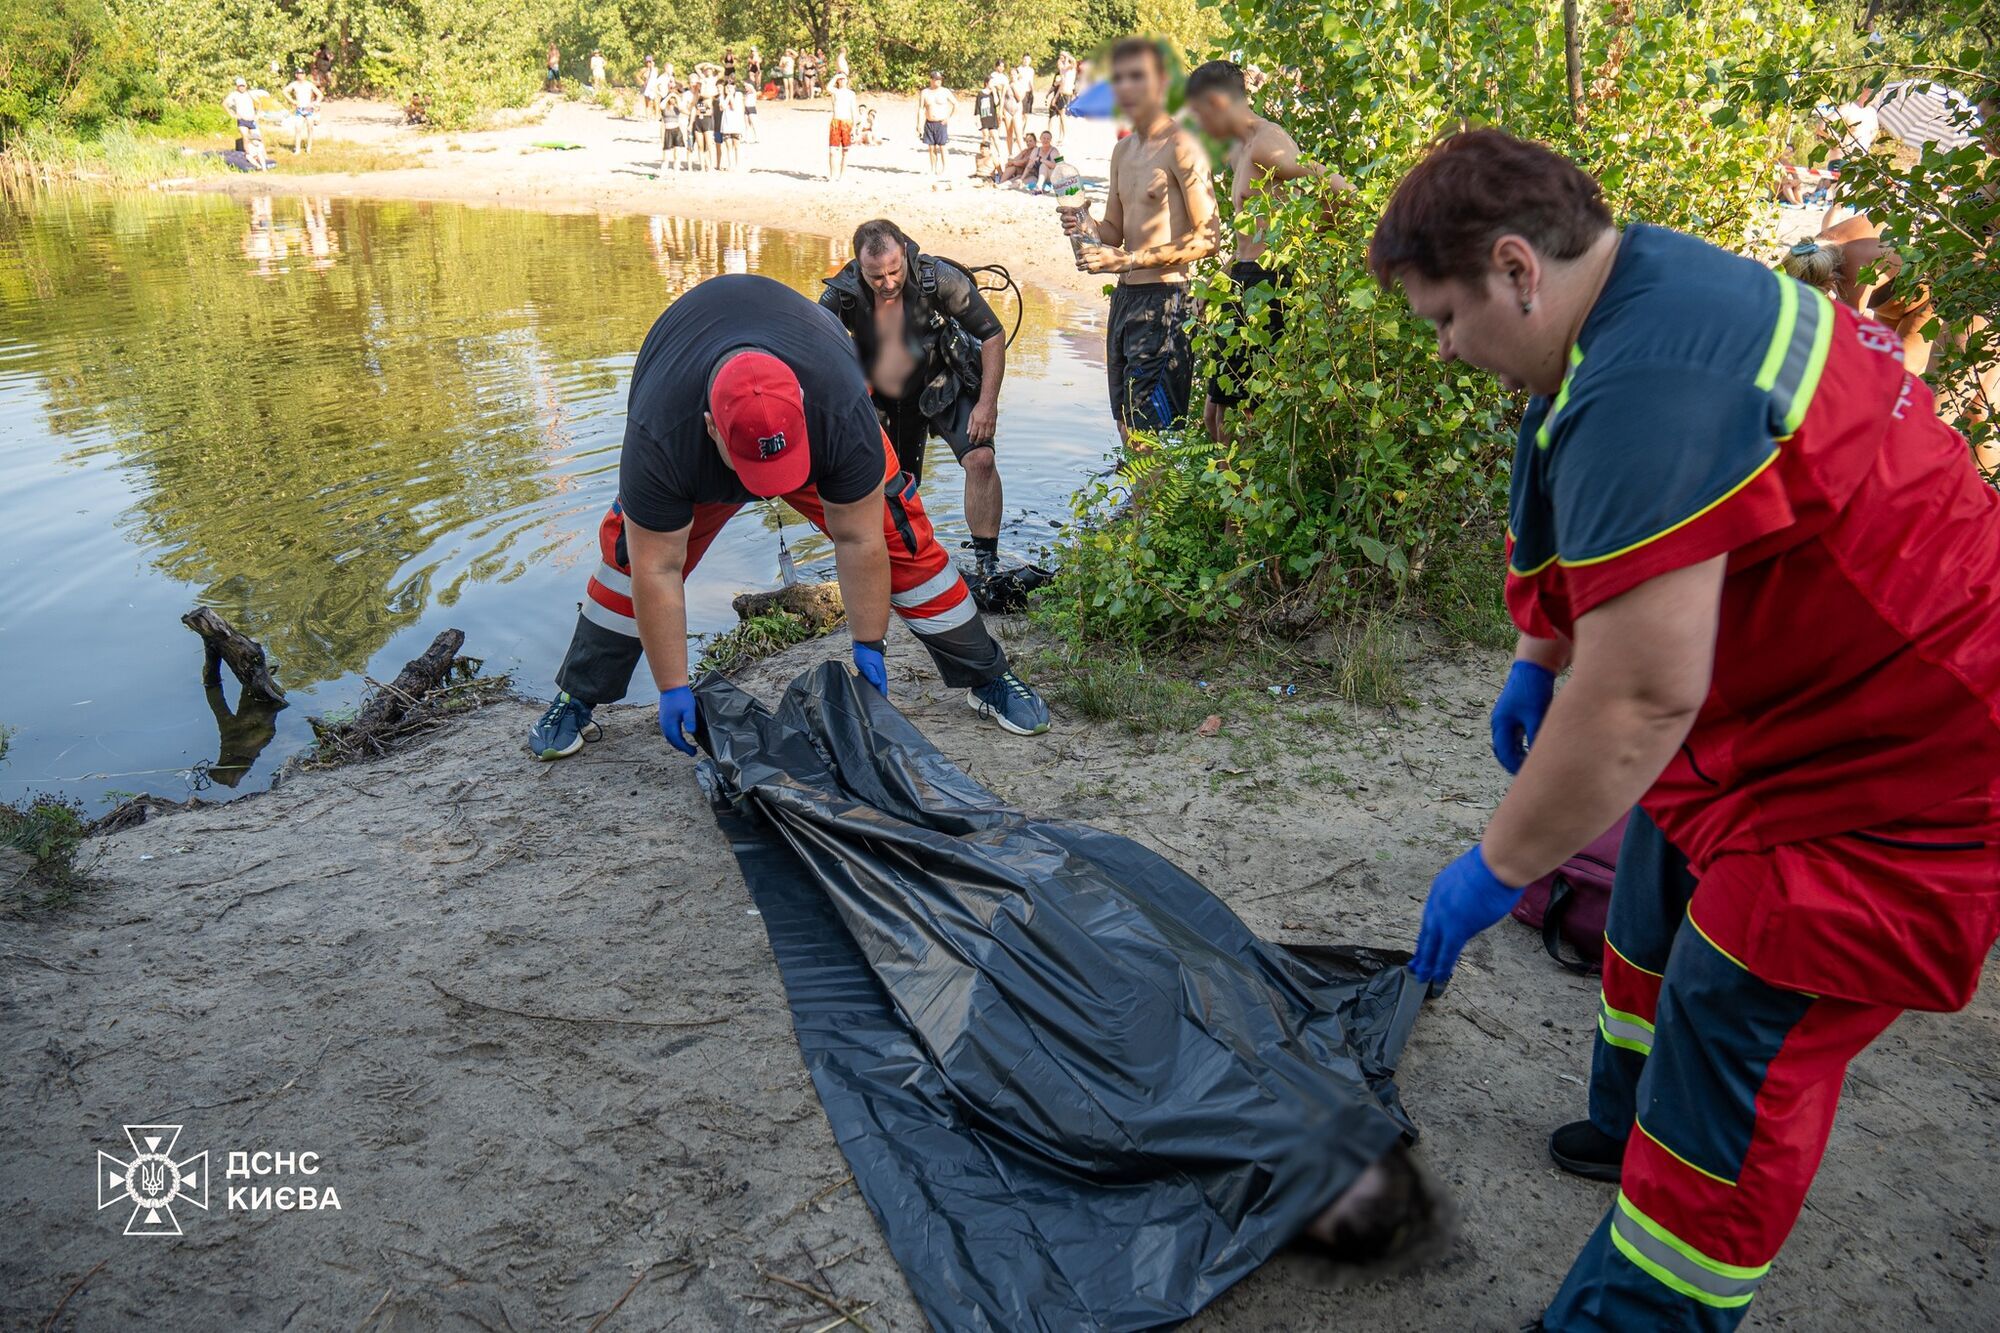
[922,121,950,148]
[879,388,986,486]
[1106,283,1193,433]
[1207,260,1287,407]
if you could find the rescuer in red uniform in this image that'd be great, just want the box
[1371,130,2000,1331]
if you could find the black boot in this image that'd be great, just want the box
[1548,1120,1625,1183]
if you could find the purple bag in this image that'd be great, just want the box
[1509,813,1629,974]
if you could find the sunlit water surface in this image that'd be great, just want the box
[0,193,1113,806]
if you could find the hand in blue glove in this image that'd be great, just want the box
[658,685,698,755]
[1490,660,1555,775]
[852,639,888,696]
[1412,845,1524,984]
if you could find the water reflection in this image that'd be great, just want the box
[0,193,1112,806]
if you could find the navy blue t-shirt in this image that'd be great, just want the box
[618,274,885,533]
[1505,223,1828,622]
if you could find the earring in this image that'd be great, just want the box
[1520,299,1534,315]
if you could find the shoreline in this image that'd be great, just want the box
[171,93,1114,304]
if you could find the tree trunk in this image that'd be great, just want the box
[1563,0,1584,124]
[181,607,287,705]
[309,629,467,756]
[731,582,844,631]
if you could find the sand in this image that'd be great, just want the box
[191,93,1113,302]
[4,622,1996,1330]
[13,91,1990,1330]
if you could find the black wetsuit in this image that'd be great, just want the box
[819,245,1004,484]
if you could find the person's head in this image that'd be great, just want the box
[1109,39,1166,118]
[1186,60,1252,139]
[645,55,655,66]
[832,73,845,90]
[853,219,913,299]
[929,70,944,88]
[1039,131,1052,147]
[705,352,812,495]
[1370,129,1615,396]
[234,76,248,90]
[1777,238,1846,297]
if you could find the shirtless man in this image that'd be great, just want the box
[1186,59,1349,443]
[284,67,321,154]
[1059,39,1219,445]
[918,72,957,189]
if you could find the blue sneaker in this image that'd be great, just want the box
[528,691,603,759]
[968,671,1051,736]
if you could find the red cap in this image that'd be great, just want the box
[710,352,811,497]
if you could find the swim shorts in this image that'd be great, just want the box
[830,120,854,148]
[662,126,684,149]
[1207,261,1287,407]
[980,115,1000,130]
[922,121,950,148]
[1106,283,1194,433]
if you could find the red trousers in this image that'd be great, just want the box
[1549,792,2000,1330]
[560,445,1004,704]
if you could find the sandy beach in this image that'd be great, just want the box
[190,92,1115,302]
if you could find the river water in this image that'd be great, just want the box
[0,193,1115,807]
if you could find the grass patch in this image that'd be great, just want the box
[0,122,228,189]
[698,611,823,676]
[2,794,93,908]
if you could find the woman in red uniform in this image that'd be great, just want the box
[1371,130,2000,1331]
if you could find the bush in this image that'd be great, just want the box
[0,0,166,144]
[1044,0,1826,647]
[1725,0,1998,463]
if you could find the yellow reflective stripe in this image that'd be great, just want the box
[1598,1013,1653,1056]
[1600,999,1654,1033]
[1610,1213,1762,1309]
[1534,346,1586,450]
[1754,273,1799,392]
[1781,291,1834,436]
[1635,1118,1737,1188]
[1603,935,1663,979]
[1556,448,1780,569]
[1619,1191,1770,1280]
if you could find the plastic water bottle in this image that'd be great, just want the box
[1047,160,1082,197]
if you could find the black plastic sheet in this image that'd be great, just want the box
[695,663,1425,1331]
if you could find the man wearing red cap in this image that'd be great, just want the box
[529,273,1049,759]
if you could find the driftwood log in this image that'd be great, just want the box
[181,608,287,705]
[730,582,844,631]
[309,628,467,756]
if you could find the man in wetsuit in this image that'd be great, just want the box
[819,219,1007,575]
[527,274,1050,760]
[1059,38,1219,446]
[1186,59,1348,444]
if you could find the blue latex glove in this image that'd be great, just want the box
[1490,660,1555,775]
[852,639,888,696]
[658,685,697,755]
[1412,845,1524,984]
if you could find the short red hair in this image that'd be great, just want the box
[1369,129,1612,288]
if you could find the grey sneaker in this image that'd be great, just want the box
[528,691,603,759]
[967,671,1051,736]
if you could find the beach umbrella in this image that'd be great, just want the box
[1874,80,1983,152]
[1069,80,1114,119]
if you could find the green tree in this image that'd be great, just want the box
[1723,0,1997,461]
[0,0,164,143]
[1049,0,1829,643]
